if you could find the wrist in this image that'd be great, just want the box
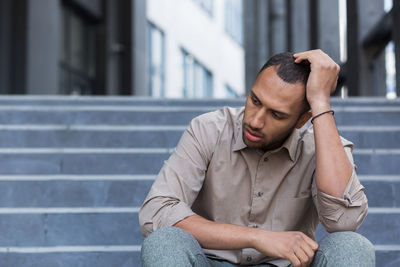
[247,227,262,249]
[248,228,272,250]
[310,102,331,116]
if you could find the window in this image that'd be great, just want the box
[182,49,213,98]
[193,0,213,16]
[225,84,240,98]
[225,0,243,45]
[148,22,165,97]
[60,4,97,95]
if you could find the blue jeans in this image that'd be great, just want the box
[141,227,375,267]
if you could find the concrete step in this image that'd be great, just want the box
[0,149,398,175]
[0,125,399,149]
[375,250,400,267]
[354,150,400,175]
[0,126,185,149]
[0,96,397,266]
[0,106,399,126]
[0,210,396,249]
[339,126,400,149]
[0,212,143,246]
[0,178,154,208]
[0,95,398,107]
[0,150,170,175]
[0,176,398,208]
[0,251,140,267]
[0,250,398,267]
[362,176,400,208]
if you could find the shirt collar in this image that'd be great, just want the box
[232,108,302,162]
[280,127,301,162]
[232,109,248,152]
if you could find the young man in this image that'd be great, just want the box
[139,50,375,267]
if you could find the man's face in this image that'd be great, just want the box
[243,67,308,151]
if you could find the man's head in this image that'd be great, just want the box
[243,52,312,151]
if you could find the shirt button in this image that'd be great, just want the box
[264,157,269,162]
[258,192,263,197]
[247,256,252,262]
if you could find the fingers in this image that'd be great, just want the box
[287,252,302,267]
[294,247,310,267]
[293,50,319,63]
[300,233,319,251]
[293,49,333,66]
[289,233,317,267]
[299,241,315,266]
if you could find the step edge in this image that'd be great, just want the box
[0,175,157,181]
[0,245,141,253]
[0,105,400,112]
[0,174,397,182]
[0,245,398,254]
[0,207,398,214]
[0,148,400,154]
[1,124,400,132]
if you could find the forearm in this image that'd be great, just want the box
[174,214,257,250]
[312,103,353,198]
[175,214,319,265]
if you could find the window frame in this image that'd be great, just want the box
[147,21,166,97]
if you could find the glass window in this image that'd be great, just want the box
[182,49,213,98]
[60,4,96,95]
[225,0,243,45]
[148,22,165,97]
[193,0,213,16]
[225,84,240,98]
[385,41,397,99]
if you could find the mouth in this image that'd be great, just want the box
[244,126,263,142]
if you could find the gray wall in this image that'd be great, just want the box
[245,0,392,97]
[26,0,61,94]
[0,0,147,95]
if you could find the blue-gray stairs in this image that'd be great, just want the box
[0,95,399,267]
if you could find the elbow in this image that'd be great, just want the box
[322,202,368,233]
[323,220,359,233]
[139,207,154,237]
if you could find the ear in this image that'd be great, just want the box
[295,111,312,129]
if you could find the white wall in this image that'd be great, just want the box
[147,0,245,98]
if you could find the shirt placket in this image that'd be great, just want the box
[240,151,272,264]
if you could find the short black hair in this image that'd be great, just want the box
[258,52,310,86]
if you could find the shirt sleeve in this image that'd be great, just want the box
[139,116,215,237]
[311,139,368,233]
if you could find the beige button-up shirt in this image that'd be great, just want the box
[139,107,368,266]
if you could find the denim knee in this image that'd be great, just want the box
[313,231,375,267]
[141,227,209,267]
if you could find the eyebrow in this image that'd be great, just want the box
[250,91,291,117]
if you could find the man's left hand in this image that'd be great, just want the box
[293,49,340,112]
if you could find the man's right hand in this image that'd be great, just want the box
[251,230,319,267]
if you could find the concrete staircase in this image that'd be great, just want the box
[0,95,399,266]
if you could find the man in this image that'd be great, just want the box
[139,50,375,267]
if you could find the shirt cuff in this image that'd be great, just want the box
[154,201,196,230]
[315,169,366,222]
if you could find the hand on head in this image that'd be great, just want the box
[293,49,340,112]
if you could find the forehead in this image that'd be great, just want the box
[252,67,305,111]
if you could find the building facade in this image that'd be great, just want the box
[0,0,147,96]
[0,0,398,98]
[0,0,245,98]
[147,0,245,98]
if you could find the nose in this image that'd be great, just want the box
[250,109,265,129]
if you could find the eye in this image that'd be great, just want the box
[271,112,283,120]
[251,96,261,106]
